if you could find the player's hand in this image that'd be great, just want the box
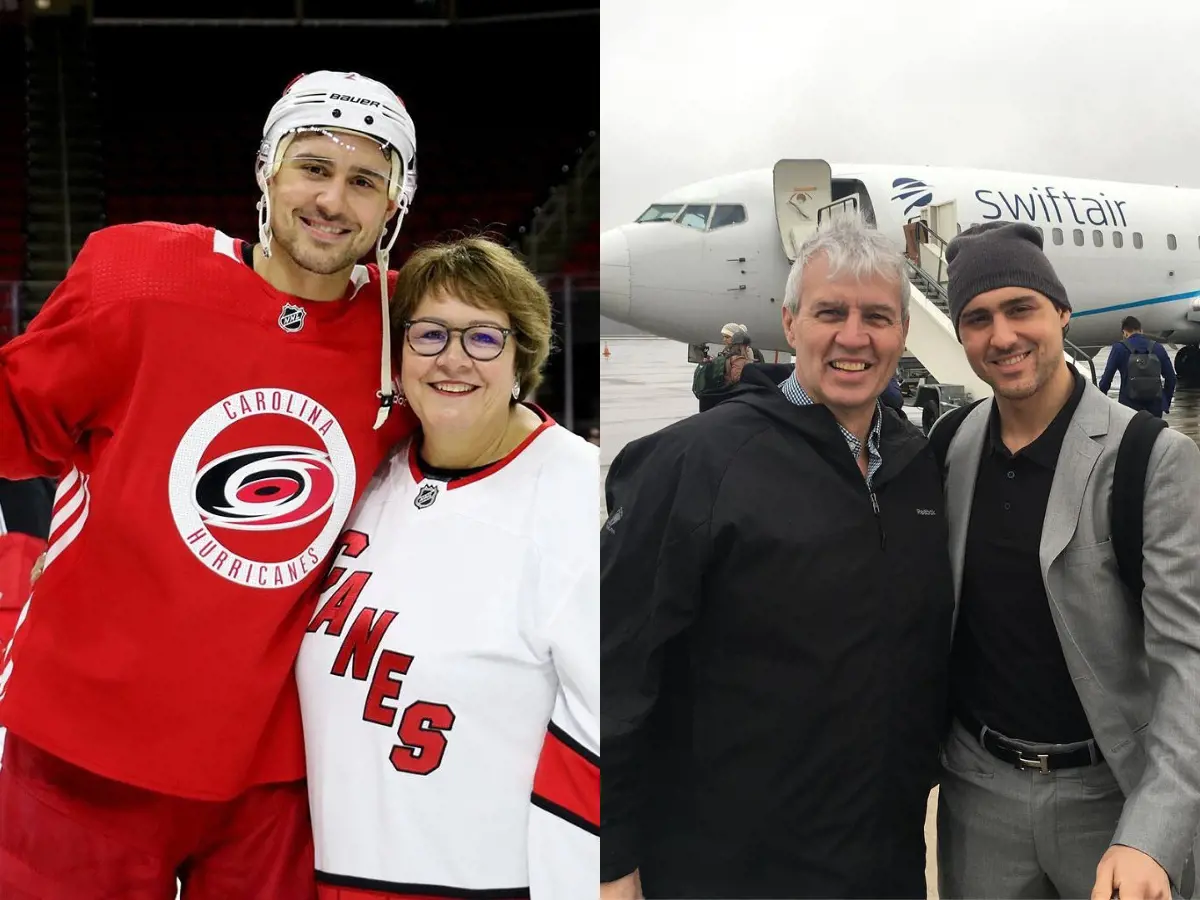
[601,869,643,900]
[30,552,46,585]
[1091,844,1171,900]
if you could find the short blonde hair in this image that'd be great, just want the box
[391,237,553,399]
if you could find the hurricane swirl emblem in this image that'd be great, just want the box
[193,446,337,531]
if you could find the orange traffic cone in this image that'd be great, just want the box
[602,342,611,360]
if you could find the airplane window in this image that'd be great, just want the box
[1134,232,1143,249]
[635,204,684,223]
[1035,227,1044,240]
[710,204,747,230]
[1168,233,1178,250]
[1052,228,1063,245]
[678,205,712,231]
[1114,231,1124,248]
[1073,229,1084,247]
[1093,230,1103,248]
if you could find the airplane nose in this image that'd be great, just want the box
[600,228,631,321]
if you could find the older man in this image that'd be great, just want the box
[601,215,954,899]
[933,222,1200,900]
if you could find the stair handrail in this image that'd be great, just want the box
[1064,336,1098,384]
[816,195,859,225]
[903,256,950,307]
[908,217,954,286]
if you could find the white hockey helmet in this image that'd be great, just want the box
[256,71,418,430]
[257,70,416,207]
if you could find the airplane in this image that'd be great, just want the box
[600,160,1200,416]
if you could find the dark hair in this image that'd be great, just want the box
[1121,315,1142,332]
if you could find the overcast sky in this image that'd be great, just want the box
[601,0,1200,230]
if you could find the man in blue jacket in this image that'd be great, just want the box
[1098,316,1176,417]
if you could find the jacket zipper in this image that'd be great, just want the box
[869,490,887,550]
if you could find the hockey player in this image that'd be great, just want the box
[0,71,419,900]
[296,237,599,900]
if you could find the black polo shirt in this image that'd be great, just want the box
[950,367,1094,744]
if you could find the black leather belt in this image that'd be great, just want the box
[957,711,1103,773]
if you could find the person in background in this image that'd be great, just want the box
[723,330,755,386]
[880,371,905,413]
[694,325,750,412]
[1098,315,1176,418]
[738,324,766,363]
[711,322,740,358]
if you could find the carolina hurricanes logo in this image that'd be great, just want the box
[194,446,337,531]
[169,388,356,590]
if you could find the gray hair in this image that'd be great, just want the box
[782,215,911,320]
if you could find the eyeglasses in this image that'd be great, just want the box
[403,318,513,362]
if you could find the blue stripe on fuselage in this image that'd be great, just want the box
[1070,289,1200,317]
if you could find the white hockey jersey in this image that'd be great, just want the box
[296,415,599,899]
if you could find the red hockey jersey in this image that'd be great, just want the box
[0,222,414,800]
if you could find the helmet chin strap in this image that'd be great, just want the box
[372,184,412,431]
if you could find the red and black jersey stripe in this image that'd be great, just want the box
[531,720,600,835]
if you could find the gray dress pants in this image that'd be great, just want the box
[937,718,1126,899]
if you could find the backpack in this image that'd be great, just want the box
[1122,339,1164,404]
[692,356,729,398]
[929,400,1166,601]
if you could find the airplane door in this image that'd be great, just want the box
[923,200,957,242]
[705,226,758,289]
[772,160,833,261]
[704,214,762,336]
[917,200,957,288]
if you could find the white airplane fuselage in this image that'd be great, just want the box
[600,163,1200,372]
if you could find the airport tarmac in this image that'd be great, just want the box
[598,336,1200,899]
[600,336,1200,485]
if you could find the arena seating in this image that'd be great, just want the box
[0,26,25,283]
[93,21,595,260]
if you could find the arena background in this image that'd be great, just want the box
[0,0,599,436]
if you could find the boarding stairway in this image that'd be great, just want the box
[772,159,1098,431]
[906,221,1097,377]
[812,196,995,414]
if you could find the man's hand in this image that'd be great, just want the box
[30,552,45,585]
[1091,845,1171,900]
[601,869,643,900]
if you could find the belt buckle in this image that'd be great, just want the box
[1017,753,1051,774]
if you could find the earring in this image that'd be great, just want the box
[511,378,521,400]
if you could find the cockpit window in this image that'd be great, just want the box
[635,204,684,223]
[710,204,747,230]
[678,205,712,230]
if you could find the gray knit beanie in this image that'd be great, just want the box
[946,222,1069,335]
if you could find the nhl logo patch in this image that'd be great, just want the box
[414,482,439,510]
[278,303,306,333]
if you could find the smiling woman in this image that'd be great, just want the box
[389,236,554,467]
[295,234,599,900]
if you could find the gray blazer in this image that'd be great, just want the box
[940,381,1200,887]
